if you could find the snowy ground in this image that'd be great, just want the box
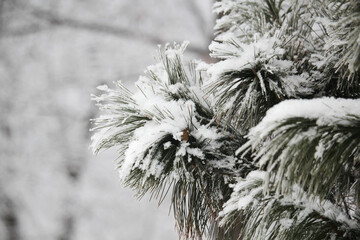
[0,0,213,239]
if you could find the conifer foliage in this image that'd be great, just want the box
[91,0,360,239]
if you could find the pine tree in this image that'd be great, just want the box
[90,0,360,239]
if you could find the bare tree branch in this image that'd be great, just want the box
[0,0,6,31]
[185,0,211,38]
[1,7,209,56]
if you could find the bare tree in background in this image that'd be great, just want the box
[0,1,214,239]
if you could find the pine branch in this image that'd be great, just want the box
[208,39,314,133]
[326,1,360,77]
[242,97,360,211]
[90,1,360,239]
[220,171,360,240]
[243,196,360,240]
[91,43,249,239]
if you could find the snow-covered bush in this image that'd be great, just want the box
[91,0,360,239]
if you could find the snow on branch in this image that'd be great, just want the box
[207,33,314,133]
[220,178,360,240]
[90,0,360,239]
[248,97,360,137]
[91,42,245,239]
[239,97,360,216]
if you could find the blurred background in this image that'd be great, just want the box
[0,0,214,239]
